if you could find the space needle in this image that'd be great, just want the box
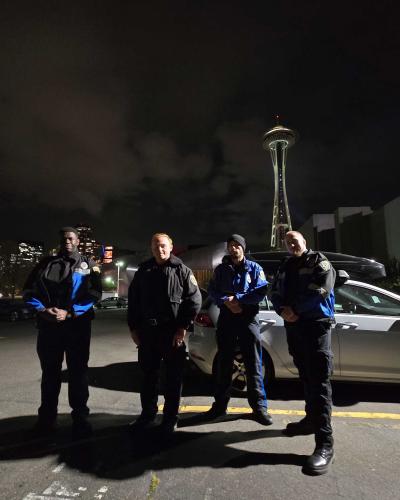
[263,118,298,250]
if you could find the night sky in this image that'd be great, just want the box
[1,1,399,250]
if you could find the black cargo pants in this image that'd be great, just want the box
[138,323,186,423]
[214,312,267,411]
[36,317,91,423]
[285,320,334,448]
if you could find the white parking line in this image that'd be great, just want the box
[52,463,66,474]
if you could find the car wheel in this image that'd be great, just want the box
[213,349,274,395]
[9,311,19,322]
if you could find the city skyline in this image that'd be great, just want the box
[0,1,399,249]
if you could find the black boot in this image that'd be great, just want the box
[202,403,227,420]
[159,417,178,438]
[283,417,314,436]
[129,412,157,431]
[252,408,273,426]
[303,447,335,475]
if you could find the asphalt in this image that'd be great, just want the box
[0,309,399,500]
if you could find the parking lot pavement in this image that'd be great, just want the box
[1,311,399,500]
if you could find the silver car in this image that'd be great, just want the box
[187,280,400,391]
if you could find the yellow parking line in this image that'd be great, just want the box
[169,405,400,421]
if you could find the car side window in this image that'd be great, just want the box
[259,297,273,311]
[335,284,400,316]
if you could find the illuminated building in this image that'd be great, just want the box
[75,223,97,257]
[263,120,297,250]
[17,241,44,264]
[102,245,113,264]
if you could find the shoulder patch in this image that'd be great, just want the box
[318,260,331,272]
[92,266,101,273]
[189,274,198,286]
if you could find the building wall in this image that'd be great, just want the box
[338,213,374,258]
[384,196,400,261]
[370,208,388,262]
[299,214,336,252]
[334,207,372,252]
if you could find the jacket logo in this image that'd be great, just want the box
[75,269,90,275]
[81,262,88,270]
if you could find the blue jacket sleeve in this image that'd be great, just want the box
[71,263,102,317]
[235,264,269,305]
[293,261,335,315]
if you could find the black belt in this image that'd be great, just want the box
[142,317,173,327]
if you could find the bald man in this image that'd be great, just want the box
[270,231,336,475]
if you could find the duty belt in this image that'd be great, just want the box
[142,317,173,327]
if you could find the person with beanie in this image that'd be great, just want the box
[204,234,273,425]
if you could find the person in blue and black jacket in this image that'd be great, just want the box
[204,234,273,426]
[270,230,336,476]
[23,227,102,436]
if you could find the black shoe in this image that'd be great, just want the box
[252,409,273,426]
[202,404,227,421]
[129,413,157,431]
[159,419,177,438]
[72,419,93,439]
[283,417,314,436]
[303,447,335,476]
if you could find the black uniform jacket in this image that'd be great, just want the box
[23,252,102,321]
[127,255,202,331]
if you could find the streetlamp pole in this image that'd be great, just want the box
[115,261,124,297]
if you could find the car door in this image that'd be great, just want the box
[259,297,340,378]
[334,283,400,381]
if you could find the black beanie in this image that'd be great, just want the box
[227,234,246,251]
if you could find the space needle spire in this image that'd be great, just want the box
[263,117,298,250]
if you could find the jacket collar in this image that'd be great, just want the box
[222,255,250,271]
[149,254,183,268]
[57,250,81,264]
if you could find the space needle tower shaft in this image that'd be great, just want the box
[263,121,297,250]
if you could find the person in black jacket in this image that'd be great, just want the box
[23,227,102,436]
[128,233,202,435]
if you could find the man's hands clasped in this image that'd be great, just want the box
[129,327,187,349]
[224,296,242,314]
[40,307,69,322]
[280,306,299,323]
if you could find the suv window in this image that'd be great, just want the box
[334,284,400,316]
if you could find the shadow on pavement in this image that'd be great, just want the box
[268,379,400,405]
[0,413,305,479]
[62,361,216,397]
[70,360,400,405]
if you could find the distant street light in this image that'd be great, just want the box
[115,261,124,297]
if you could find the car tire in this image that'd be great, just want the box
[213,348,275,395]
